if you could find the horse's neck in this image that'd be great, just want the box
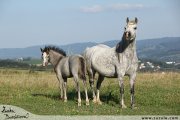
[115,37,137,63]
[126,40,136,53]
[49,50,64,67]
[116,34,136,54]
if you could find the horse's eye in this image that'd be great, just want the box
[134,27,137,30]
[124,27,126,30]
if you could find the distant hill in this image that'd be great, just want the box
[0,37,180,62]
[137,37,180,62]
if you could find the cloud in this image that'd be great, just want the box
[80,5,103,13]
[109,3,144,10]
[80,3,144,13]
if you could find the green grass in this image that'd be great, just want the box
[0,69,179,115]
[23,59,41,65]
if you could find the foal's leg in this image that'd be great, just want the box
[63,78,67,102]
[74,74,81,106]
[118,75,127,108]
[56,74,64,100]
[96,75,104,105]
[130,73,136,109]
[88,69,96,103]
[83,80,89,106]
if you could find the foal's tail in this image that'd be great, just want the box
[78,56,86,81]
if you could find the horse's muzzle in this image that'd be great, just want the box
[125,32,131,40]
[42,62,48,67]
[125,32,131,38]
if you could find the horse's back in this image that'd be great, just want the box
[96,44,110,48]
[84,44,118,77]
[83,44,112,60]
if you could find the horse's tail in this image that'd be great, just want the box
[78,56,86,81]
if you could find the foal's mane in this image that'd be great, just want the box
[44,46,67,56]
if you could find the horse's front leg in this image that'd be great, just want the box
[130,73,136,109]
[96,75,104,105]
[56,74,64,100]
[118,75,127,108]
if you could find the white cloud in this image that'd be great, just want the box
[109,3,144,10]
[80,3,144,13]
[80,5,104,13]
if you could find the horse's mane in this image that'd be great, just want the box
[115,33,134,53]
[44,46,67,56]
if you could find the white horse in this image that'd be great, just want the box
[83,18,138,109]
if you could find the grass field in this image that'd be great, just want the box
[0,68,179,115]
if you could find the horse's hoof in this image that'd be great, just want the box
[93,99,97,103]
[97,100,102,105]
[131,105,138,109]
[64,99,67,102]
[121,104,127,109]
[132,107,137,110]
[78,103,81,106]
[86,101,90,106]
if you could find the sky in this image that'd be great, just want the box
[0,0,180,48]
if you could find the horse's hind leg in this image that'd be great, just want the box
[83,80,89,106]
[63,78,67,102]
[96,75,104,105]
[73,74,81,106]
[87,69,96,103]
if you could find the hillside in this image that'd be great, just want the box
[137,37,180,62]
[0,37,179,62]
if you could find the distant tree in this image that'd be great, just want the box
[0,59,30,68]
[23,57,32,61]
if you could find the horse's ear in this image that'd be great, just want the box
[126,17,129,23]
[40,48,43,52]
[135,17,138,24]
[47,47,50,53]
